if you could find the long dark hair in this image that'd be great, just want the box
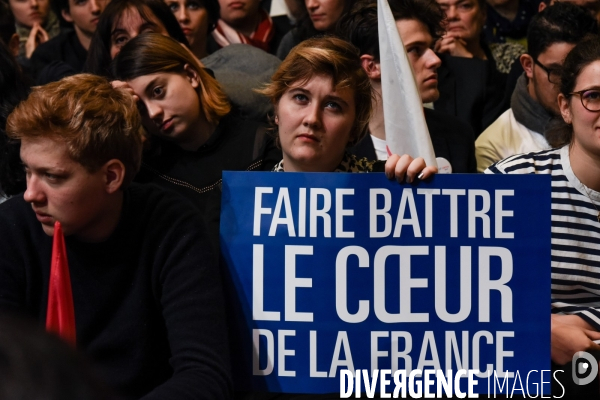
[546,35,600,148]
[84,0,189,78]
[0,42,29,197]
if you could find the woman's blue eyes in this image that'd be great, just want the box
[293,94,308,102]
[325,101,341,111]
[292,94,341,110]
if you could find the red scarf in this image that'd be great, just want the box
[212,9,275,52]
[46,221,76,347]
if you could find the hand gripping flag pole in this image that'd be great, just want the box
[46,221,76,347]
[377,0,438,170]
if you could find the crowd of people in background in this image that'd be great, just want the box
[2,0,600,397]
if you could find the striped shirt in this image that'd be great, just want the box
[486,145,600,329]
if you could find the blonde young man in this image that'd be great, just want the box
[1,74,231,399]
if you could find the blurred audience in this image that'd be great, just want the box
[84,0,187,77]
[165,0,217,58]
[8,0,60,59]
[436,0,525,73]
[211,0,291,54]
[276,0,351,59]
[483,0,541,46]
[0,313,113,400]
[30,0,109,83]
[0,41,28,200]
[0,1,20,56]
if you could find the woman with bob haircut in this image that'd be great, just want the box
[486,35,600,395]
[261,36,436,179]
[248,38,435,399]
[113,32,281,251]
[84,0,188,77]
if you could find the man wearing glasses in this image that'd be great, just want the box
[475,2,598,172]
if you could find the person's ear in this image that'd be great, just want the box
[521,54,534,79]
[558,93,572,124]
[538,1,547,12]
[8,33,20,57]
[61,8,74,23]
[360,54,381,80]
[103,159,126,193]
[183,63,200,89]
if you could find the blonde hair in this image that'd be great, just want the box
[6,74,143,188]
[113,33,231,124]
[259,36,373,146]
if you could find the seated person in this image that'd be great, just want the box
[112,33,281,251]
[435,0,525,74]
[85,0,278,121]
[164,0,218,59]
[9,0,59,59]
[476,2,598,172]
[1,73,232,399]
[211,0,290,55]
[30,0,109,83]
[261,36,437,178]
[276,0,352,59]
[340,0,477,173]
[486,35,600,396]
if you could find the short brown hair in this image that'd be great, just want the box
[6,74,143,188]
[259,36,373,146]
[113,33,231,125]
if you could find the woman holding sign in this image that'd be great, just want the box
[487,35,600,395]
[261,36,438,180]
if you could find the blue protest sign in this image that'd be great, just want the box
[220,172,551,396]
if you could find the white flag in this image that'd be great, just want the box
[377,0,438,169]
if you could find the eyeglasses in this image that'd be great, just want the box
[534,58,562,84]
[569,89,600,112]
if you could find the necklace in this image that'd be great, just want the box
[582,184,600,223]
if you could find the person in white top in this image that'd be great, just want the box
[475,2,598,172]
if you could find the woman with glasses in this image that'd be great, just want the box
[474,3,599,172]
[486,35,600,396]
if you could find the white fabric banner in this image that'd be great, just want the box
[377,0,438,169]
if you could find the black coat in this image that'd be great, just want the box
[434,53,508,137]
[350,108,477,173]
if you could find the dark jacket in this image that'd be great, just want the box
[30,28,87,84]
[434,53,507,137]
[350,108,477,173]
[135,112,282,252]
